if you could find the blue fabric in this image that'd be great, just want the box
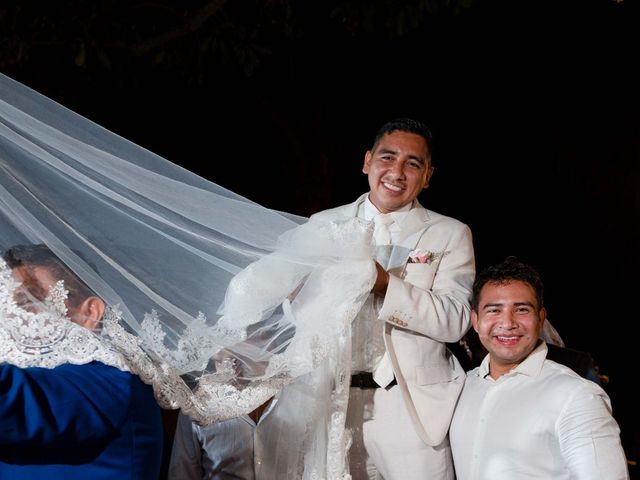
[0,361,163,479]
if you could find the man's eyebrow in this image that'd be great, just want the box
[513,301,535,308]
[376,148,398,156]
[481,302,503,310]
[376,149,426,164]
[481,301,535,310]
[407,154,426,165]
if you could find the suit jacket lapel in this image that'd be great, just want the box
[336,196,431,268]
[340,192,368,220]
[396,203,430,249]
[383,204,430,274]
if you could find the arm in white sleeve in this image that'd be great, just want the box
[558,384,629,480]
[378,223,474,342]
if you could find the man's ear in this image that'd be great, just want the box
[423,165,435,189]
[362,150,372,173]
[72,296,105,331]
[538,307,547,328]
[471,310,479,333]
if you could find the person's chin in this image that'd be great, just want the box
[377,195,409,210]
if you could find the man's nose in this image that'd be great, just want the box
[499,312,518,329]
[389,160,406,178]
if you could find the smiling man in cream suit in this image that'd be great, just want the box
[310,118,475,479]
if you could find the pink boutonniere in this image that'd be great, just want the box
[407,249,446,264]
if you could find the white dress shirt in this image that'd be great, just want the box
[450,342,629,480]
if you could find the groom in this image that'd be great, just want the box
[310,118,475,479]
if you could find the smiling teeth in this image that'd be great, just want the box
[497,336,517,341]
[383,182,402,191]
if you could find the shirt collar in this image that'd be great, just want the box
[362,194,413,222]
[478,341,548,380]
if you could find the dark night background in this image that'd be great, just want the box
[2,0,639,475]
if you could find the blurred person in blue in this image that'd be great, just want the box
[0,244,163,480]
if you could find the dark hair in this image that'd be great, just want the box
[3,244,96,308]
[471,256,544,312]
[371,118,433,154]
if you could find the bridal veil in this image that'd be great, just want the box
[0,72,376,478]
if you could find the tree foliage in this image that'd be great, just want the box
[1,0,473,79]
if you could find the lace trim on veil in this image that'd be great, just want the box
[0,217,375,479]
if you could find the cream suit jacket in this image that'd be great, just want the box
[310,193,475,447]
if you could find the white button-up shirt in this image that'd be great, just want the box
[450,342,629,480]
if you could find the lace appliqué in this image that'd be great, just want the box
[0,217,377,479]
[0,264,129,371]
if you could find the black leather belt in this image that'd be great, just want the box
[350,372,397,389]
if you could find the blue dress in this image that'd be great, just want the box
[0,361,163,479]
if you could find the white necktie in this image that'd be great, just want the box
[372,213,396,387]
[373,351,395,388]
[372,213,394,245]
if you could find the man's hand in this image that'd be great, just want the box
[371,261,389,297]
[248,396,274,424]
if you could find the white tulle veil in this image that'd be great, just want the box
[0,72,377,479]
